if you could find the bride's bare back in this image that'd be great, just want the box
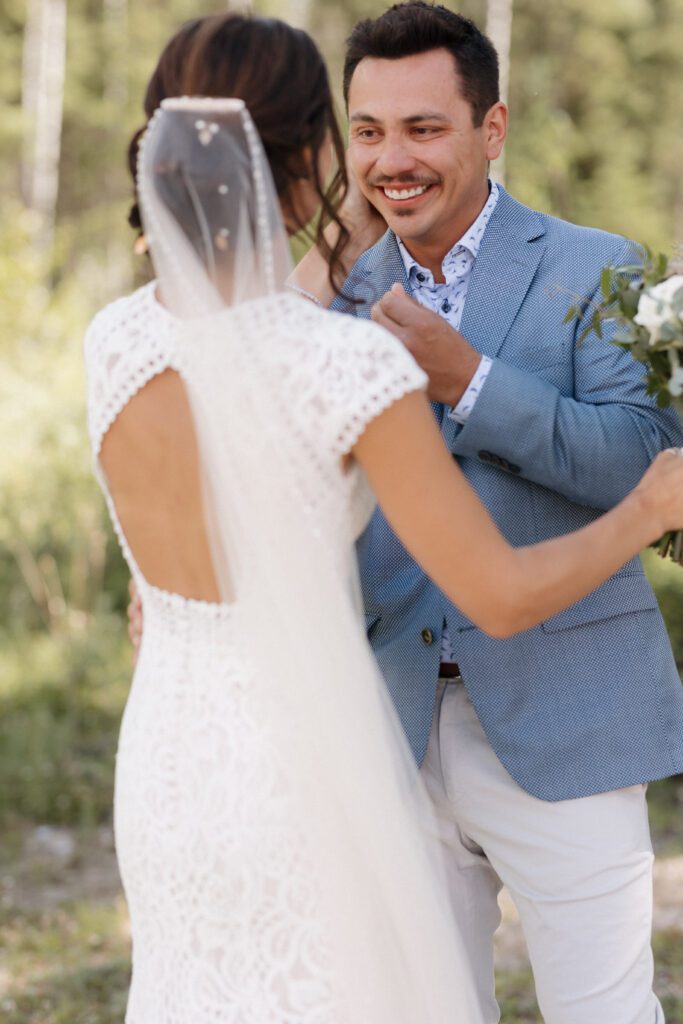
[99,368,222,602]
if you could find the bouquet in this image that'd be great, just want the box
[566,250,683,565]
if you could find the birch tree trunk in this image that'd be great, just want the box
[103,0,132,295]
[21,0,67,255]
[485,0,513,186]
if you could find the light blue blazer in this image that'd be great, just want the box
[331,187,683,801]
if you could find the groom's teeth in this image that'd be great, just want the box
[383,185,429,200]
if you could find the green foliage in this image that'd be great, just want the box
[567,246,683,568]
[570,248,683,412]
[0,618,130,828]
[644,550,683,668]
[500,0,683,252]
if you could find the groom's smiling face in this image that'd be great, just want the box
[347,48,506,261]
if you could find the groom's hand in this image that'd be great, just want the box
[372,284,481,406]
[288,154,385,309]
[340,149,387,253]
[128,578,143,664]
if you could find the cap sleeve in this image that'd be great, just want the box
[323,314,428,456]
[84,284,180,458]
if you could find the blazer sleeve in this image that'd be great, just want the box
[449,241,683,510]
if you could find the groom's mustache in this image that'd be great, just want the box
[366,174,442,188]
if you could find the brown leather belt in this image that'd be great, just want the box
[439,662,461,679]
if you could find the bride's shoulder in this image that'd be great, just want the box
[83,281,180,450]
[271,293,414,363]
[266,295,427,452]
[84,281,171,356]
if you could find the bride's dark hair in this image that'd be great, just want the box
[127,13,350,291]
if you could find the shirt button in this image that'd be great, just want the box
[441,301,451,314]
[421,627,434,646]
[416,272,426,282]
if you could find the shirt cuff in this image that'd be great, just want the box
[447,355,493,425]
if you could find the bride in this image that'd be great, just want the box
[84,13,683,1024]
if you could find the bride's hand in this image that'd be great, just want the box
[338,151,386,255]
[290,154,386,308]
[632,448,683,536]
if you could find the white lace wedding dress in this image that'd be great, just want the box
[85,282,482,1024]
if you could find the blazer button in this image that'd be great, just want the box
[421,627,434,646]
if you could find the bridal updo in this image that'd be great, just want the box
[127,18,203,237]
[127,13,349,286]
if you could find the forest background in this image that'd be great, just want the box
[1,0,682,1021]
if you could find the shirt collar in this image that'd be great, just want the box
[397,180,500,284]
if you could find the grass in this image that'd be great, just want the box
[0,899,130,1024]
[0,615,130,828]
[655,928,683,1023]
[0,896,680,1023]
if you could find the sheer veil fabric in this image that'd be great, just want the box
[137,98,482,1023]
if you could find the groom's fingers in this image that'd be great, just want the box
[371,301,397,330]
[371,301,409,344]
[377,286,423,328]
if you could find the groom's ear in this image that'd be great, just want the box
[483,102,508,162]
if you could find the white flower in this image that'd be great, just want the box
[634,274,683,345]
[669,366,683,398]
[668,347,683,398]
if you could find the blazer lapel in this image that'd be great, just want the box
[459,188,547,360]
[348,230,412,320]
[350,232,448,425]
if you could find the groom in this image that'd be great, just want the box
[319,3,683,1022]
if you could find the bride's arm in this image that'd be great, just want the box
[288,161,386,308]
[352,391,681,639]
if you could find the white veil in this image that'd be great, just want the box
[138,97,482,1023]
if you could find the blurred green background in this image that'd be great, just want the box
[1,0,682,1020]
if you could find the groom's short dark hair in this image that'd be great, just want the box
[343,2,499,126]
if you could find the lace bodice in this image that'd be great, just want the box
[85,283,426,591]
[86,281,425,450]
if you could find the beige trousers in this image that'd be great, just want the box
[420,679,664,1024]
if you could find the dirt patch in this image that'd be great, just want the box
[1,826,120,914]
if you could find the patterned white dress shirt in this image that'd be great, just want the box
[396,181,500,663]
